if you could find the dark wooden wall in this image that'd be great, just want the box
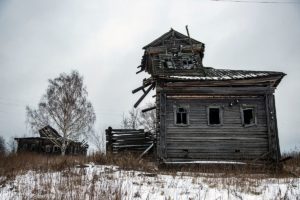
[157,86,280,163]
[164,96,268,161]
[15,138,87,155]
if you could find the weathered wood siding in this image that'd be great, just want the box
[161,95,269,162]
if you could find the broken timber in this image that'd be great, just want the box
[134,83,155,108]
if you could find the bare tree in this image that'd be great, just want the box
[26,70,96,155]
[121,102,156,132]
[0,136,6,154]
[121,107,140,129]
[139,102,156,133]
[89,129,106,154]
[6,136,17,153]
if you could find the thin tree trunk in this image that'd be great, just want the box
[61,140,66,156]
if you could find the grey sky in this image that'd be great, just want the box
[0,0,299,151]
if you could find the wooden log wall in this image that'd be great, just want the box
[105,127,154,154]
[158,93,274,163]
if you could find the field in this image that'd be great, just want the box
[0,152,299,200]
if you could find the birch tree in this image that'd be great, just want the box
[26,71,96,155]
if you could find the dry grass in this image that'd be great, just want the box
[0,151,299,199]
[282,150,300,177]
[0,153,89,181]
[1,151,299,179]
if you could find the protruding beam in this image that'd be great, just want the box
[132,82,152,94]
[141,106,156,113]
[136,69,144,74]
[134,83,155,108]
[185,25,194,53]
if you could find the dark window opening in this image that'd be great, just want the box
[209,108,220,125]
[176,107,188,125]
[243,108,254,125]
[182,58,194,69]
[53,146,60,153]
[163,59,174,69]
[30,144,36,151]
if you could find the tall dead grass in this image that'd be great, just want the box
[0,151,299,199]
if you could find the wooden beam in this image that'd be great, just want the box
[134,83,155,108]
[132,82,152,94]
[142,106,156,113]
[139,143,154,159]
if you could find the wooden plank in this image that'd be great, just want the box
[134,83,155,108]
[159,92,167,159]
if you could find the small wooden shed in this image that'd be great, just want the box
[133,28,285,164]
[15,125,88,155]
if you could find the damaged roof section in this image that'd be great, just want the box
[136,28,285,87]
[138,28,205,74]
[39,125,61,138]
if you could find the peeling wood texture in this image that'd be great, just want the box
[132,28,285,164]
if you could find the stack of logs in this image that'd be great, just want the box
[105,127,154,154]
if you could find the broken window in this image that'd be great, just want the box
[208,107,222,125]
[241,107,256,126]
[159,54,175,69]
[164,60,174,68]
[175,106,188,125]
[182,58,194,69]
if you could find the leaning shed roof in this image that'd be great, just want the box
[39,125,61,138]
[143,28,203,49]
[162,67,286,87]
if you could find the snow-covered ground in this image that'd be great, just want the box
[0,164,299,200]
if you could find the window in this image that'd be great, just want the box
[22,143,28,149]
[241,106,256,126]
[207,106,222,125]
[53,145,60,153]
[163,59,174,69]
[30,144,36,151]
[174,106,189,125]
[182,57,194,69]
[45,145,52,153]
[159,54,174,69]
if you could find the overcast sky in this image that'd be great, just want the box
[0,0,299,152]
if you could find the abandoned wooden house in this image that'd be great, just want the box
[132,28,285,164]
[15,125,88,155]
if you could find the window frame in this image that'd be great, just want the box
[240,104,257,127]
[45,145,52,153]
[173,104,190,126]
[207,105,223,126]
